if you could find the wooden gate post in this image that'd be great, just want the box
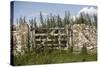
[33,28,35,48]
[58,29,61,49]
[65,25,68,49]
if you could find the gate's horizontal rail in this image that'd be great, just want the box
[35,39,67,41]
[36,44,67,47]
[35,33,67,36]
[34,27,65,30]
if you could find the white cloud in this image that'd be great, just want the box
[69,7,97,22]
[77,7,97,17]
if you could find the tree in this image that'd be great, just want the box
[63,11,67,25]
[47,16,50,28]
[85,13,91,25]
[52,16,56,27]
[23,16,26,23]
[49,13,56,27]
[93,14,97,27]
[29,17,37,30]
[40,12,44,27]
[16,18,19,25]
[33,17,37,28]
[19,17,23,25]
[57,14,62,27]
[77,13,85,24]
[29,18,34,31]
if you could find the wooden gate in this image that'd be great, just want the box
[31,25,73,50]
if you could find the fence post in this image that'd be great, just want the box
[46,28,49,48]
[33,28,35,48]
[71,25,73,48]
[65,25,68,49]
[58,29,61,50]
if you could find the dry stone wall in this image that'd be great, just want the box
[12,23,97,55]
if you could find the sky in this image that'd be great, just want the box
[12,1,97,24]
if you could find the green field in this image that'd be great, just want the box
[13,49,97,66]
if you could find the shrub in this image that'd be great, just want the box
[81,45,88,55]
[68,46,73,53]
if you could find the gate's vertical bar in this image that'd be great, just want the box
[33,28,35,48]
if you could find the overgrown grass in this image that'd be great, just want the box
[13,49,97,66]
